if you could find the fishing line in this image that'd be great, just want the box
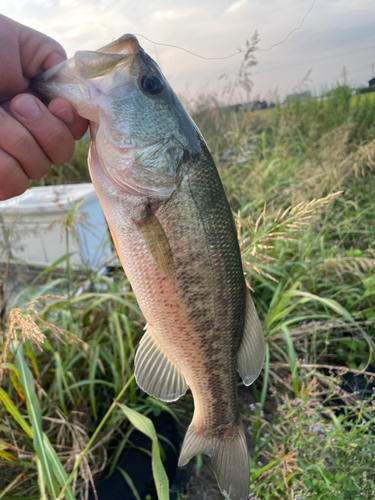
[251,44,375,75]
[134,0,315,61]
[257,0,315,52]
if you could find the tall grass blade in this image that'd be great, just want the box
[88,345,100,421]
[15,343,59,499]
[281,326,299,397]
[118,404,169,500]
[145,397,181,425]
[0,386,33,438]
[286,290,375,360]
[116,468,142,500]
[42,434,76,500]
[54,352,68,415]
[37,457,48,500]
[9,370,26,403]
[260,342,270,409]
[112,312,125,379]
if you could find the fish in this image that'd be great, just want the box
[32,34,265,500]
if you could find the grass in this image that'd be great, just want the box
[248,378,375,499]
[192,84,375,498]
[1,80,375,499]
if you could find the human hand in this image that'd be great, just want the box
[0,15,88,200]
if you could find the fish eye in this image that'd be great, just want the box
[140,74,164,95]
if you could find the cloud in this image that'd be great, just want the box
[153,9,188,20]
[2,0,375,100]
[224,0,247,15]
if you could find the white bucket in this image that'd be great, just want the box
[0,184,112,270]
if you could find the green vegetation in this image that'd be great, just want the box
[1,83,375,499]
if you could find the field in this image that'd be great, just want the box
[1,84,375,500]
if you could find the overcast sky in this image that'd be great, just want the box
[2,0,375,103]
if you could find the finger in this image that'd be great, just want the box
[0,148,29,201]
[0,15,67,100]
[0,16,29,98]
[10,94,75,165]
[16,18,67,74]
[49,98,89,140]
[0,106,51,179]
[1,88,49,114]
[1,88,40,114]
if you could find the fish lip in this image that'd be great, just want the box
[31,63,63,84]
[30,59,69,95]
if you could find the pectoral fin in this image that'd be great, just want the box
[134,206,175,278]
[134,324,188,402]
[237,289,265,386]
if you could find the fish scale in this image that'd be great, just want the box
[32,33,265,500]
[173,155,245,427]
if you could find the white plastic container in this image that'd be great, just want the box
[0,184,112,269]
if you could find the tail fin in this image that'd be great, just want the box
[178,423,249,500]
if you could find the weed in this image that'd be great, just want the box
[1,79,375,499]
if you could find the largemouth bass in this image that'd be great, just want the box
[33,34,265,500]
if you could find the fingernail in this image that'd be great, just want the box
[13,96,41,119]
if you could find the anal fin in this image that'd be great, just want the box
[134,324,188,402]
[237,289,265,386]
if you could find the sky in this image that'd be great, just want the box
[2,0,375,104]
